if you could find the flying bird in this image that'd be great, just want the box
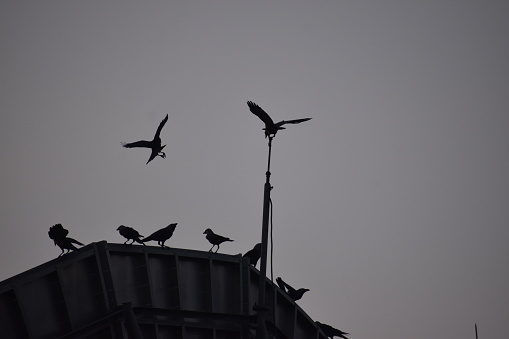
[243,243,261,267]
[276,277,309,301]
[203,228,233,253]
[122,114,169,164]
[247,101,311,138]
[315,321,349,339]
[48,223,84,257]
[117,225,145,245]
[141,223,177,247]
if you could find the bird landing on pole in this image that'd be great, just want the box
[247,100,311,339]
[247,101,311,138]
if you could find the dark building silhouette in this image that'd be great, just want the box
[0,241,329,339]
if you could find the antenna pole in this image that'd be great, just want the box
[256,136,273,339]
[475,323,478,339]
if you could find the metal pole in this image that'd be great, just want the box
[256,136,273,339]
[475,323,478,339]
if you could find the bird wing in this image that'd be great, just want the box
[215,234,232,243]
[285,283,297,295]
[278,118,312,126]
[123,227,141,238]
[154,114,169,139]
[122,140,152,148]
[247,101,274,126]
[146,149,159,165]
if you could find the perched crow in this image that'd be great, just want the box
[48,223,84,257]
[122,114,169,164]
[54,238,84,257]
[276,277,309,301]
[141,223,177,247]
[117,225,145,245]
[247,101,311,138]
[316,321,349,339]
[243,243,261,267]
[203,228,233,253]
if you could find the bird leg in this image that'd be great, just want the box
[158,152,166,159]
[215,245,220,253]
[209,245,215,252]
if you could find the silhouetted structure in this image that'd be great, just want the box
[203,228,233,253]
[122,114,169,164]
[247,101,311,138]
[48,223,84,257]
[316,321,349,339]
[117,225,145,245]
[248,100,313,339]
[276,277,309,301]
[243,243,262,267]
[140,223,177,247]
[0,241,331,339]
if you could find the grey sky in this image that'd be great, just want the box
[1,1,508,338]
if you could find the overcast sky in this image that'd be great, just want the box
[1,1,508,339]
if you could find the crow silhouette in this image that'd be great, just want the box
[48,223,68,240]
[117,225,145,245]
[243,243,261,267]
[247,101,311,138]
[48,223,84,257]
[141,223,177,247]
[276,277,309,301]
[203,228,233,253]
[122,114,169,164]
[316,321,349,339]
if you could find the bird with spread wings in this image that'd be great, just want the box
[247,101,311,138]
[122,114,169,164]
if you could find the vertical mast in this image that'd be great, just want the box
[256,136,273,339]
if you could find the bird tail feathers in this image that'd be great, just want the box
[68,238,84,246]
